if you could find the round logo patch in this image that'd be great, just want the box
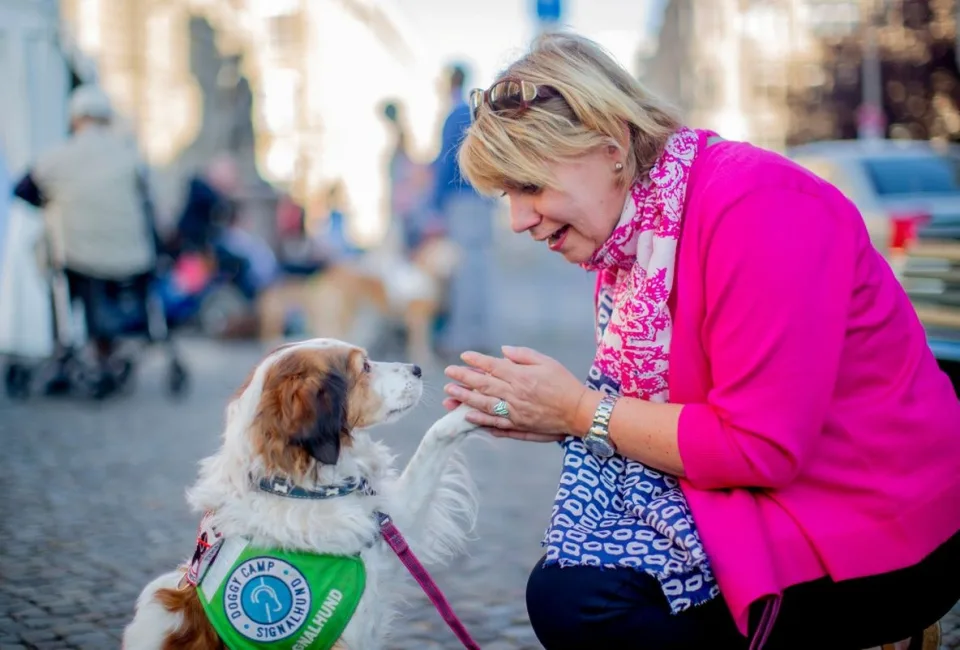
[223,556,312,641]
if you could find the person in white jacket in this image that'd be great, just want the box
[13,84,157,397]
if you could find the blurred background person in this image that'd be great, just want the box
[216,203,280,302]
[431,63,496,356]
[275,193,325,276]
[157,153,267,340]
[315,179,364,263]
[0,143,10,277]
[382,100,435,257]
[170,154,241,257]
[12,84,158,396]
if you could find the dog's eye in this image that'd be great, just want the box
[363,359,371,373]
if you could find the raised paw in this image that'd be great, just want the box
[429,403,483,439]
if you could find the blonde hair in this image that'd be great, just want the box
[458,32,681,195]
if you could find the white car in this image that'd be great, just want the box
[787,139,960,370]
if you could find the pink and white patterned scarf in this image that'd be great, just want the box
[544,128,719,613]
[581,126,707,401]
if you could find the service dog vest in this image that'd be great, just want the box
[196,537,365,650]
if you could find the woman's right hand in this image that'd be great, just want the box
[442,396,570,443]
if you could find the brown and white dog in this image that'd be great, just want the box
[122,338,483,649]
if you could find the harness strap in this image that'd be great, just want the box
[376,512,481,650]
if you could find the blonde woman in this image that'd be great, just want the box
[442,33,960,650]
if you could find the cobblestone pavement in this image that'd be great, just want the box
[1,228,958,649]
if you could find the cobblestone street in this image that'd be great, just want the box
[1,230,958,649]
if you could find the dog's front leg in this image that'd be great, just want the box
[387,405,482,557]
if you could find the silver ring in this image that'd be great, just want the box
[492,399,510,418]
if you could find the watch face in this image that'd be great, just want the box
[584,434,615,458]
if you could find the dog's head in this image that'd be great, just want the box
[235,339,422,478]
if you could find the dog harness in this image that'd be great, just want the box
[187,477,481,650]
[191,533,364,650]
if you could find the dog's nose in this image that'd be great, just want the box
[412,365,422,378]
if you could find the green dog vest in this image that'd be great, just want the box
[197,537,365,650]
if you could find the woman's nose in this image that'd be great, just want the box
[509,197,540,234]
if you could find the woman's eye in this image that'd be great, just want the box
[502,182,541,196]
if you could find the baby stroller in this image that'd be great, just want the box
[3,253,189,402]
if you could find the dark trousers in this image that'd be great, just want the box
[60,269,156,362]
[526,529,960,650]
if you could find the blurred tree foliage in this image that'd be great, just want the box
[787,0,960,144]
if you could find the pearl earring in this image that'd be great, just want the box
[614,162,624,172]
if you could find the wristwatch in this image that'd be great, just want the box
[582,394,619,458]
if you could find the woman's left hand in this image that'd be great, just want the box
[443,346,589,436]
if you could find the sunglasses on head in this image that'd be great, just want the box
[469,78,562,123]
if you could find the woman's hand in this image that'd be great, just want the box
[443,345,590,438]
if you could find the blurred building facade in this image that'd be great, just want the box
[642,0,858,151]
[642,0,960,150]
[58,0,428,245]
[0,0,75,176]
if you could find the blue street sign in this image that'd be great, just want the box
[536,0,562,22]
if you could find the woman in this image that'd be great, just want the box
[443,33,960,650]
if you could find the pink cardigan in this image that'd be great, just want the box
[669,140,960,635]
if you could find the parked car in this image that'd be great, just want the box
[787,139,960,388]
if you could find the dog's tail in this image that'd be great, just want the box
[153,580,225,650]
[125,571,353,650]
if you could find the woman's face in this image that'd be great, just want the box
[504,146,628,264]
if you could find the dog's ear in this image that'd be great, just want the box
[255,351,352,476]
[294,370,348,466]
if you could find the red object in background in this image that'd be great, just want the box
[857,104,886,140]
[276,195,305,237]
[173,253,213,294]
[889,211,931,253]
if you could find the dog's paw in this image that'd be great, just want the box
[429,404,483,439]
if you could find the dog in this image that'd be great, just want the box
[122,338,484,649]
[257,236,461,368]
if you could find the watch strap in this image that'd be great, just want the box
[587,394,618,439]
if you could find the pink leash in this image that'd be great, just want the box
[377,512,481,650]
[748,596,781,650]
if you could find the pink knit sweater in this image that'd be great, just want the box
[669,140,960,635]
